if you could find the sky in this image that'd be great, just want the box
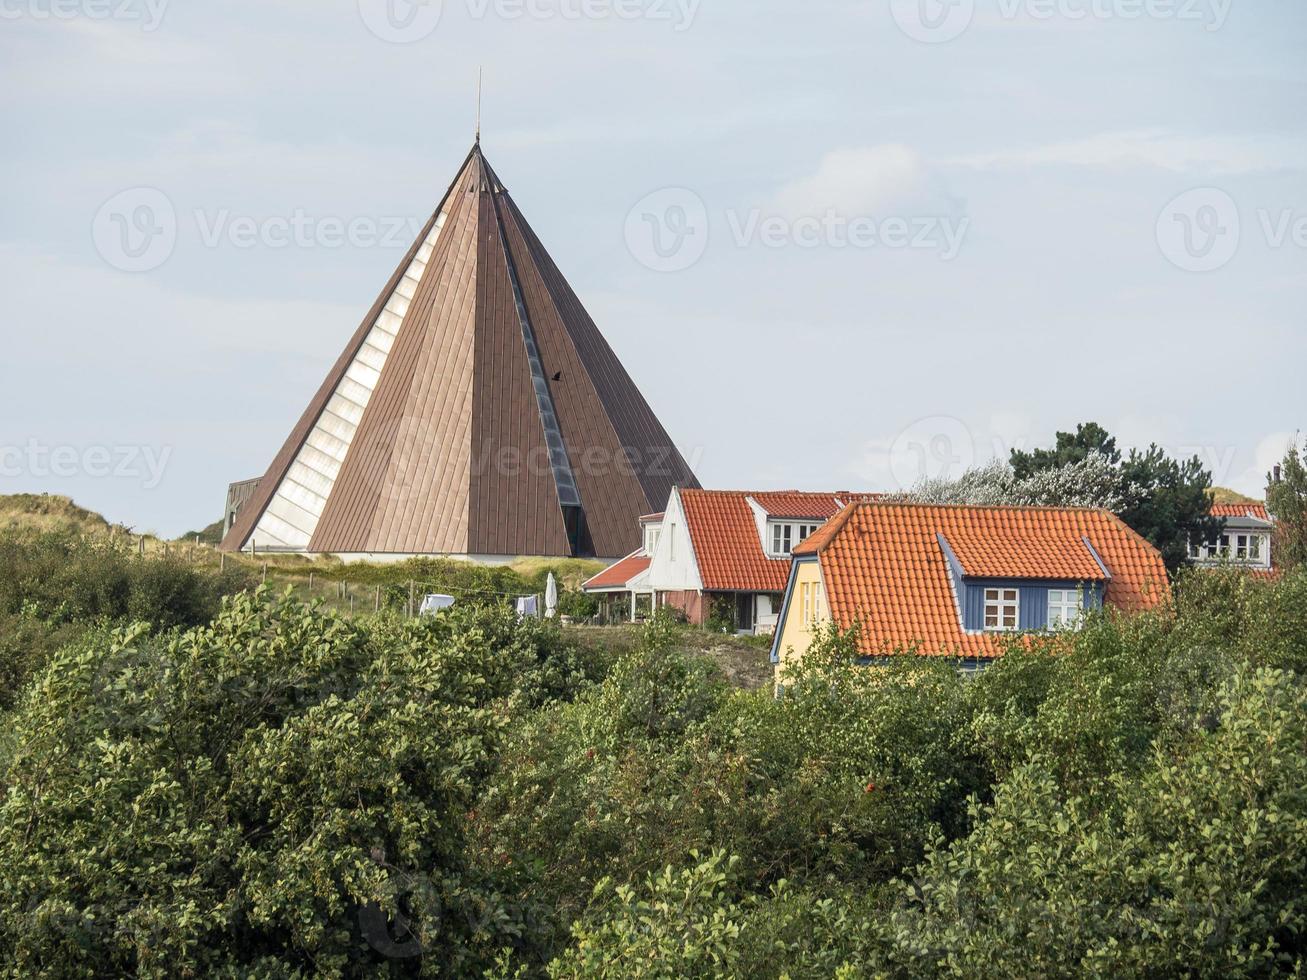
[1,0,1303,537]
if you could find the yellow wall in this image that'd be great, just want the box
[774,559,828,677]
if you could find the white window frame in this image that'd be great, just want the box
[1046,588,1084,631]
[1192,531,1269,565]
[983,588,1020,632]
[771,523,793,556]
[769,521,822,557]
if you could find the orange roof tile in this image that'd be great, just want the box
[805,503,1170,658]
[678,489,873,592]
[751,492,843,519]
[582,552,652,591]
[1211,502,1271,521]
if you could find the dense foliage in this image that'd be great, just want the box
[0,548,1304,976]
[0,526,253,709]
[1268,438,1307,571]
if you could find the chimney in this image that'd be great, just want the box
[1273,464,1283,483]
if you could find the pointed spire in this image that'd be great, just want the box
[475,67,483,145]
[220,146,699,560]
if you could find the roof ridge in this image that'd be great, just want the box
[684,487,867,497]
[862,500,1118,515]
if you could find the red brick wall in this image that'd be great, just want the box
[658,590,706,626]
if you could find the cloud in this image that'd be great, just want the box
[1226,431,1300,497]
[771,145,956,218]
[948,130,1307,176]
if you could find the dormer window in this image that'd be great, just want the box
[1189,531,1269,565]
[769,521,820,557]
[983,588,1019,632]
[1047,589,1083,630]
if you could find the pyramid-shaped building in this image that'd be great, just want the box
[220,144,698,560]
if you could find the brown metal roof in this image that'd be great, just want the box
[220,145,697,559]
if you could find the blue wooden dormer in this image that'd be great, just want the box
[937,532,1109,634]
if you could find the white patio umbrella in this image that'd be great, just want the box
[545,571,558,619]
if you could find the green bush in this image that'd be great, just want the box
[885,665,1307,977]
[0,590,593,978]
[0,527,256,708]
[1,539,1304,977]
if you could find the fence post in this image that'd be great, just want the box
[220,552,226,573]
[408,581,416,618]
[262,563,268,585]
[375,585,381,612]
[309,572,314,592]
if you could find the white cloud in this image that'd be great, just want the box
[1227,431,1300,497]
[949,130,1307,176]
[771,145,954,218]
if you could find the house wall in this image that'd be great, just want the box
[659,590,707,625]
[646,488,703,593]
[960,579,1103,632]
[772,558,826,673]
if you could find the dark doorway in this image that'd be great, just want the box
[735,592,754,632]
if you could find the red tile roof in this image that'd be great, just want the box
[750,492,842,519]
[1211,502,1270,521]
[800,502,1170,658]
[678,489,873,593]
[582,552,652,591]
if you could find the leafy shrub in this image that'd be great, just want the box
[548,852,886,979]
[0,527,255,707]
[0,590,593,978]
[886,666,1307,977]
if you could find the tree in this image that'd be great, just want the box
[1267,438,1307,570]
[1117,445,1222,573]
[898,454,1133,511]
[1010,422,1120,480]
